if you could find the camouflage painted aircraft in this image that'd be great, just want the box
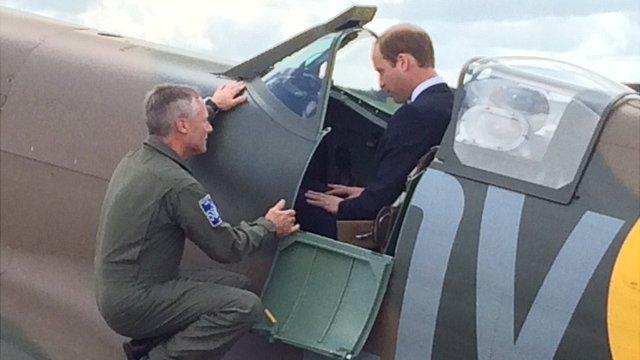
[1,5,638,360]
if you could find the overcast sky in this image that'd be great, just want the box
[1,0,638,85]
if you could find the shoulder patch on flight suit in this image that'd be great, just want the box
[198,194,222,227]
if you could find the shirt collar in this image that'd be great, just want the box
[144,135,192,174]
[410,76,445,103]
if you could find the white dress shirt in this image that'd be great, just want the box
[409,76,445,103]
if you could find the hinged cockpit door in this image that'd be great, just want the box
[255,232,393,359]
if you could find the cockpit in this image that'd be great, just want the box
[254,28,399,213]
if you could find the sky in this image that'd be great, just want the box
[1,0,638,85]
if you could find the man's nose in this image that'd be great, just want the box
[206,122,213,133]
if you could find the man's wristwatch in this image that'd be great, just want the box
[204,97,220,123]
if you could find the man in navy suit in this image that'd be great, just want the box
[304,24,454,235]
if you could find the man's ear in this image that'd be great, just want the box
[174,118,189,134]
[396,53,411,71]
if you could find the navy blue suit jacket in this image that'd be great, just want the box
[337,82,453,220]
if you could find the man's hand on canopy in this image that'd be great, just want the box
[211,81,247,111]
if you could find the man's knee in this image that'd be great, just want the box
[231,291,263,325]
[234,274,251,290]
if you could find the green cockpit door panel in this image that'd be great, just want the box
[255,232,393,359]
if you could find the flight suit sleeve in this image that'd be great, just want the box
[168,182,276,263]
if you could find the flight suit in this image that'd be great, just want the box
[95,135,275,359]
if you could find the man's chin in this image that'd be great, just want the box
[394,95,409,103]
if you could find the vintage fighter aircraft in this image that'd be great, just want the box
[1,5,638,360]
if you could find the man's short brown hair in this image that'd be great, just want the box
[144,84,200,136]
[376,24,435,68]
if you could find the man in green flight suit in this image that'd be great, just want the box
[95,82,299,360]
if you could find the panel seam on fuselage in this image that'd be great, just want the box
[0,149,110,182]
